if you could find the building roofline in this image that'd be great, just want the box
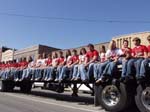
[55,41,109,52]
[113,31,150,39]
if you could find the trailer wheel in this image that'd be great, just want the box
[0,80,7,92]
[0,80,15,92]
[135,85,150,112]
[20,81,32,93]
[99,83,130,112]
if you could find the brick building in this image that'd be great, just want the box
[54,42,110,56]
[14,45,60,61]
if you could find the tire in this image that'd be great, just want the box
[135,84,150,112]
[0,80,15,92]
[20,81,32,93]
[0,80,7,92]
[99,82,132,112]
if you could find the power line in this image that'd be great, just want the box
[0,12,150,23]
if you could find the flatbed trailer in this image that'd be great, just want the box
[0,66,150,112]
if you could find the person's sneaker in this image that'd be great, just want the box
[15,78,19,82]
[95,78,103,84]
[47,78,54,82]
[59,79,64,83]
[55,79,59,82]
[71,78,75,81]
[35,78,40,81]
[19,79,23,82]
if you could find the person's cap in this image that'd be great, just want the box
[132,37,141,41]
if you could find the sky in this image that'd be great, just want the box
[0,0,150,50]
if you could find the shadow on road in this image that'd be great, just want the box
[13,89,140,112]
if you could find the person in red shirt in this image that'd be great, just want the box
[120,40,133,81]
[139,35,150,80]
[59,49,79,82]
[42,53,53,81]
[96,40,123,84]
[94,45,106,81]
[125,37,148,81]
[78,44,99,82]
[55,51,65,82]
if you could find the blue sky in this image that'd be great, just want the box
[0,0,150,50]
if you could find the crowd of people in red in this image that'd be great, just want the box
[0,36,150,83]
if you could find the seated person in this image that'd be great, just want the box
[96,40,123,83]
[78,44,99,82]
[94,45,106,81]
[59,49,79,82]
[55,51,65,82]
[74,48,87,81]
[139,35,150,79]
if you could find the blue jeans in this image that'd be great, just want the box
[78,63,94,81]
[5,70,11,79]
[56,66,63,80]
[22,69,29,80]
[72,65,79,79]
[102,60,122,77]
[134,58,145,78]
[43,67,53,80]
[139,58,150,77]
[59,66,72,80]
[121,59,135,78]
[78,64,87,80]
[94,63,100,80]
[34,68,43,79]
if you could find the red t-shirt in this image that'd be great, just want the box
[122,47,132,55]
[20,61,28,67]
[46,59,52,65]
[71,55,79,63]
[147,45,150,53]
[12,63,19,68]
[58,57,65,64]
[86,50,99,61]
[132,45,148,57]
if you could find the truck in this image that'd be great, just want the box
[0,65,150,112]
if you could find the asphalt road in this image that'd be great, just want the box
[0,88,139,112]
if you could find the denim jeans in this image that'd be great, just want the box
[95,61,110,80]
[5,70,11,79]
[34,68,43,79]
[139,58,150,77]
[55,66,63,80]
[94,63,100,80]
[78,63,94,81]
[43,67,53,80]
[121,59,135,78]
[59,66,72,80]
[134,58,145,78]
[102,60,122,77]
[72,65,79,79]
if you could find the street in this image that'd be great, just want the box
[0,88,139,112]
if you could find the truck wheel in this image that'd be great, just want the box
[0,80,14,92]
[135,85,150,112]
[0,80,7,92]
[20,81,32,93]
[99,83,130,112]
